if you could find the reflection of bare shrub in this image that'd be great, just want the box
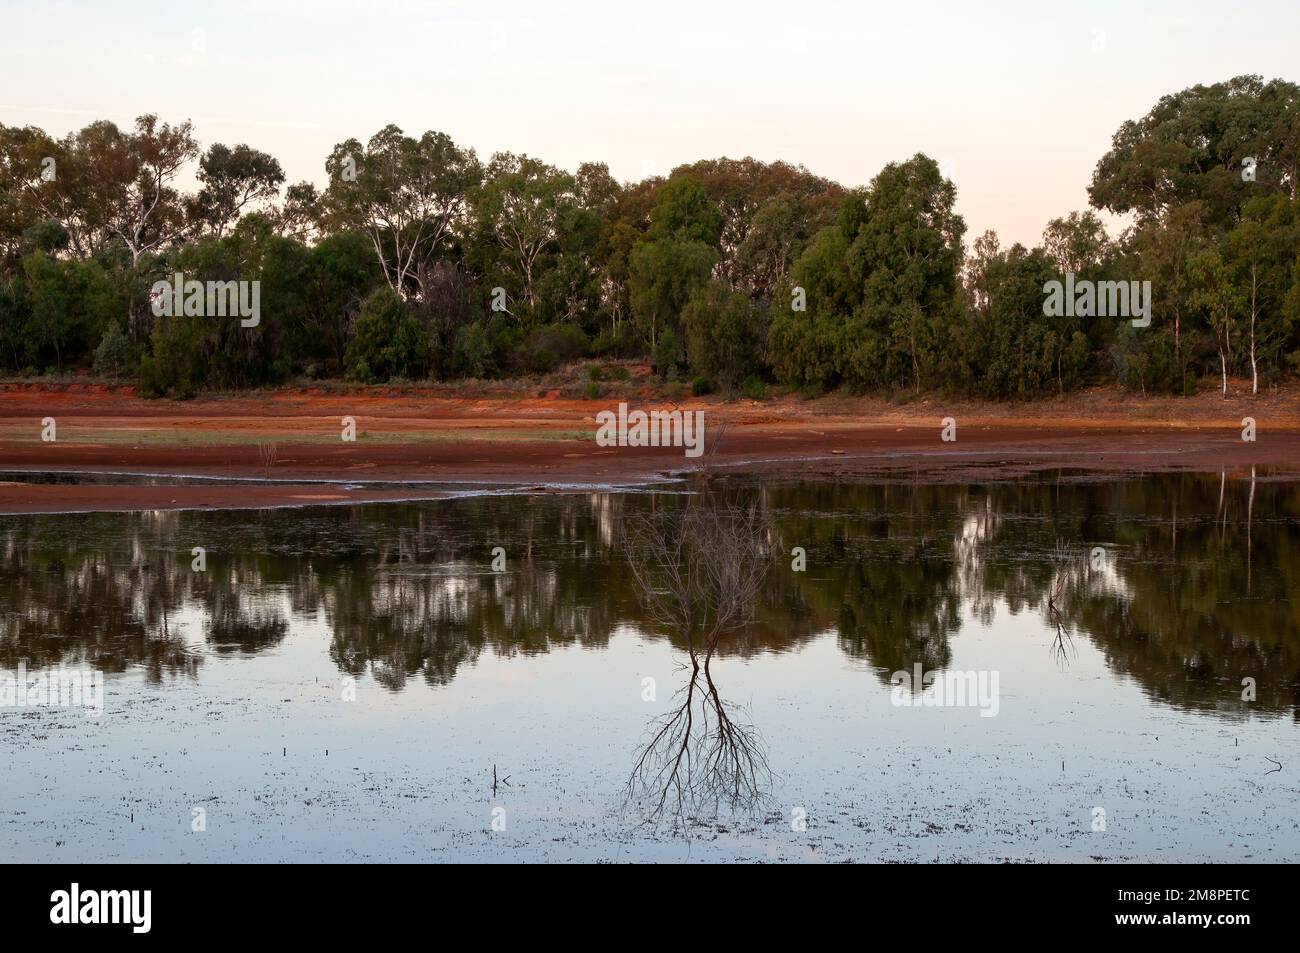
[625,490,770,662]
[257,441,278,478]
[623,487,775,828]
[627,663,770,828]
[1047,539,1078,667]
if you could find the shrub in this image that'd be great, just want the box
[137,316,207,399]
[93,323,134,376]
[516,323,589,375]
[652,327,683,379]
[448,321,492,378]
[591,324,640,359]
[682,281,765,392]
[345,287,432,382]
[741,375,769,400]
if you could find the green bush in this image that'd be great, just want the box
[591,324,640,359]
[516,323,589,375]
[741,375,769,400]
[452,322,493,378]
[682,281,765,392]
[345,287,432,382]
[652,327,683,379]
[137,316,207,398]
[93,323,134,376]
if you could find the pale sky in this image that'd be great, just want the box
[3,0,1297,248]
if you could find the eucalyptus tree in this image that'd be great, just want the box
[852,154,965,392]
[470,152,576,314]
[1040,210,1112,277]
[277,181,324,244]
[1188,246,1242,398]
[1089,75,1300,233]
[103,114,200,265]
[627,177,721,358]
[1130,202,1209,391]
[1224,194,1300,393]
[0,123,51,268]
[190,143,285,239]
[323,125,480,299]
[667,157,842,293]
[0,119,171,263]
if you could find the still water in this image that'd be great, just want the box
[2,472,1297,862]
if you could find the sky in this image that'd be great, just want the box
[2,0,1298,247]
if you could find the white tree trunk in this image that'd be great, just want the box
[1250,266,1259,396]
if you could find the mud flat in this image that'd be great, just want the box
[1,382,1298,512]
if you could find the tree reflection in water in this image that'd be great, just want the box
[622,486,775,828]
[1,472,1297,718]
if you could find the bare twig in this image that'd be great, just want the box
[622,485,775,830]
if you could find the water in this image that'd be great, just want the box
[1,472,1297,862]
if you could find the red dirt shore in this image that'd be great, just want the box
[1,380,1297,513]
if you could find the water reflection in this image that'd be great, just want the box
[623,488,774,826]
[1,472,1298,717]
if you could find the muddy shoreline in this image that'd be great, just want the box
[1,384,1297,513]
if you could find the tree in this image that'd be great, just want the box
[592,177,662,341]
[290,231,384,373]
[471,153,575,313]
[1041,211,1112,276]
[646,176,723,246]
[323,126,480,299]
[0,123,51,269]
[1089,75,1300,233]
[959,243,1085,398]
[963,229,1001,315]
[667,157,843,292]
[574,161,622,214]
[191,143,285,238]
[628,177,723,355]
[20,253,121,370]
[629,239,716,357]
[851,155,965,392]
[767,210,856,389]
[1131,202,1209,392]
[344,286,432,382]
[0,120,127,262]
[682,281,765,392]
[108,115,200,264]
[623,489,775,825]
[734,192,837,300]
[134,217,299,396]
[278,182,323,244]
[1189,247,1241,398]
[1224,195,1300,393]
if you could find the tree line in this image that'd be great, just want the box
[1,74,1297,399]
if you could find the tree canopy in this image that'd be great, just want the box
[2,74,1299,399]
